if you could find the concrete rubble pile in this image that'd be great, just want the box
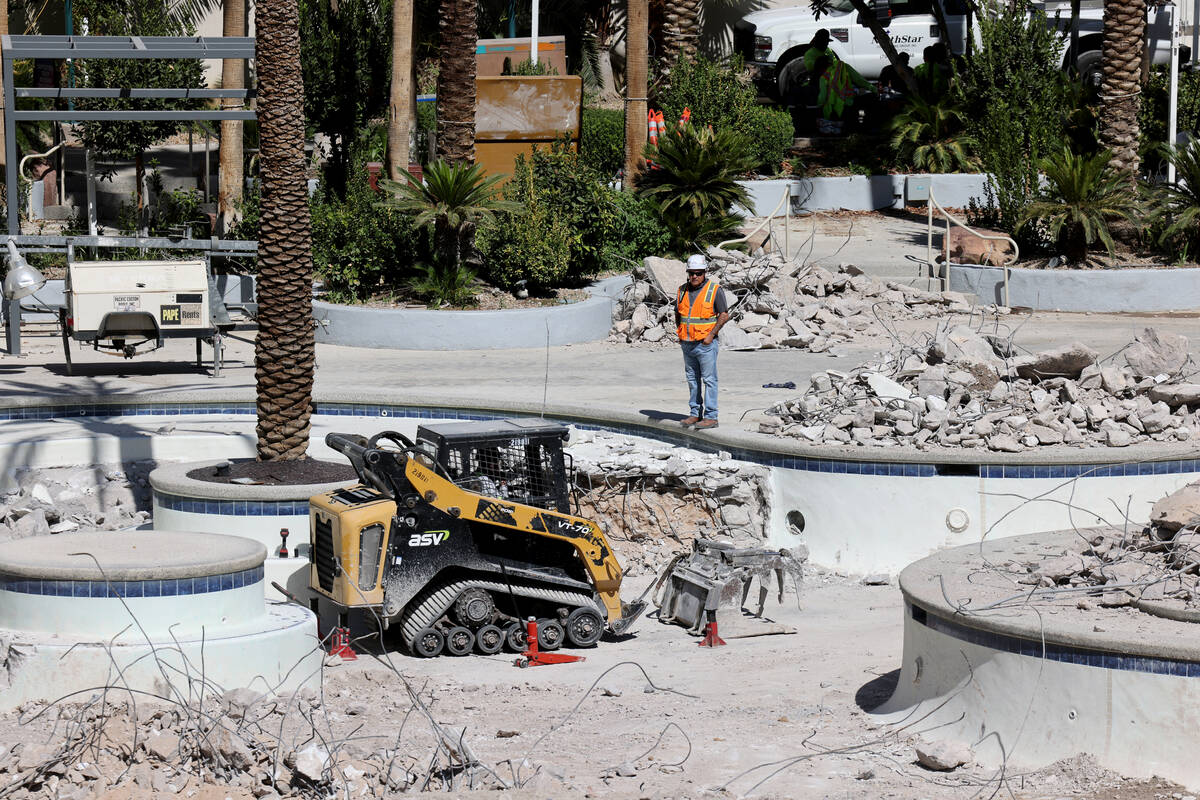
[759,326,1200,451]
[1011,481,1200,613]
[0,688,484,799]
[611,249,1003,350]
[566,428,771,574]
[0,462,154,541]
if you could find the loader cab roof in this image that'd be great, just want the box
[415,418,570,445]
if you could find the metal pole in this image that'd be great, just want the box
[1169,3,1181,184]
[1193,0,1198,65]
[85,148,97,236]
[530,0,539,65]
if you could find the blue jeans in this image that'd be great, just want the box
[681,339,719,419]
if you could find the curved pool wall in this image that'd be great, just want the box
[874,531,1200,788]
[2,395,1198,575]
[313,276,629,350]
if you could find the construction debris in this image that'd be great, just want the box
[0,462,154,540]
[611,251,1006,350]
[759,326,1200,451]
[567,428,773,575]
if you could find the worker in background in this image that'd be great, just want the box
[813,53,876,135]
[675,255,730,430]
[879,52,914,95]
[802,29,837,74]
[914,43,952,99]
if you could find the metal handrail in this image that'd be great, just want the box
[718,181,792,255]
[926,186,1018,307]
[19,141,65,182]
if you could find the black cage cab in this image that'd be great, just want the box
[415,418,572,513]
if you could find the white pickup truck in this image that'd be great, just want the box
[733,0,1178,99]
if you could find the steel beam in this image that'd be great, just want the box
[17,88,254,100]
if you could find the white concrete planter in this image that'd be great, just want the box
[876,530,1200,788]
[949,263,1200,312]
[313,275,628,350]
[735,173,991,215]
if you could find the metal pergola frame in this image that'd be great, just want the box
[1,35,257,355]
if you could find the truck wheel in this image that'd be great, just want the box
[777,48,812,102]
[1076,49,1102,92]
[565,607,604,648]
[445,626,474,656]
[536,619,565,651]
[412,628,444,658]
[475,624,505,655]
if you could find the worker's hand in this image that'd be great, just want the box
[702,334,715,345]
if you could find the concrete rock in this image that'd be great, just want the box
[1125,328,1189,378]
[1012,342,1097,380]
[719,324,758,351]
[1150,482,1200,533]
[915,739,973,771]
[292,745,329,783]
[1149,383,1200,407]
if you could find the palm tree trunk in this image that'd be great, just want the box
[624,0,648,186]
[218,0,246,232]
[436,0,476,162]
[255,0,316,461]
[1100,0,1145,180]
[661,0,699,68]
[387,0,416,181]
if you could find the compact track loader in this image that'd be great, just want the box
[310,420,646,658]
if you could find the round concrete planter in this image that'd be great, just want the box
[735,173,990,215]
[949,263,1200,312]
[312,276,629,350]
[149,459,357,600]
[875,529,1200,788]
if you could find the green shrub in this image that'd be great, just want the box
[957,7,1070,231]
[312,168,424,302]
[507,58,558,75]
[657,55,791,173]
[636,122,756,252]
[1140,66,1200,169]
[1150,141,1200,260]
[1017,147,1138,264]
[476,179,574,289]
[889,96,977,173]
[581,107,625,177]
[601,190,671,270]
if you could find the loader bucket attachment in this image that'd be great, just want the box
[608,599,649,636]
[653,539,807,638]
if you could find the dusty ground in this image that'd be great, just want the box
[0,571,1190,799]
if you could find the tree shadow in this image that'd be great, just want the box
[855,668,900,712]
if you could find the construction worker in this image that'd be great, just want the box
[813,53,876,134]
[675,254,730,430]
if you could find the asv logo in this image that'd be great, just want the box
[408,530,450,547]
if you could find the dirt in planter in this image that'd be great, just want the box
[187,458,356,486]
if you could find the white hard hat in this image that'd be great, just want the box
[686,254,708,271]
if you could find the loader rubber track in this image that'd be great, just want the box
[399,577,598,654]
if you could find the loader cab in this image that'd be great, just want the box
[415,418,573,513]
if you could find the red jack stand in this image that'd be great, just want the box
[698,616,726,648]
[328,626,358,660]
[514,617,586,668]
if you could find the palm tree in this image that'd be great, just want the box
[1099,0,1145,180]
[437,0,476,162]
[387,0,416,181]
[218,0,246,231]
[1017,147,1138,263]
[255,0,316,461]
[890,96,977,173]
[624,0,648,185]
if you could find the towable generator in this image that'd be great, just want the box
[310,420,645,657]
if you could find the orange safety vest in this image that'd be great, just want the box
[676,280,721,341]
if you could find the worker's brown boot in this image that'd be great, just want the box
[680,416,701,427]
[694,419,719,430]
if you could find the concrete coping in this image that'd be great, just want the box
[10,390,1200,468]
[0,531,266,581]
[149,459,358,501]
[948,263,1200,313]
[898,528,1200,663]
